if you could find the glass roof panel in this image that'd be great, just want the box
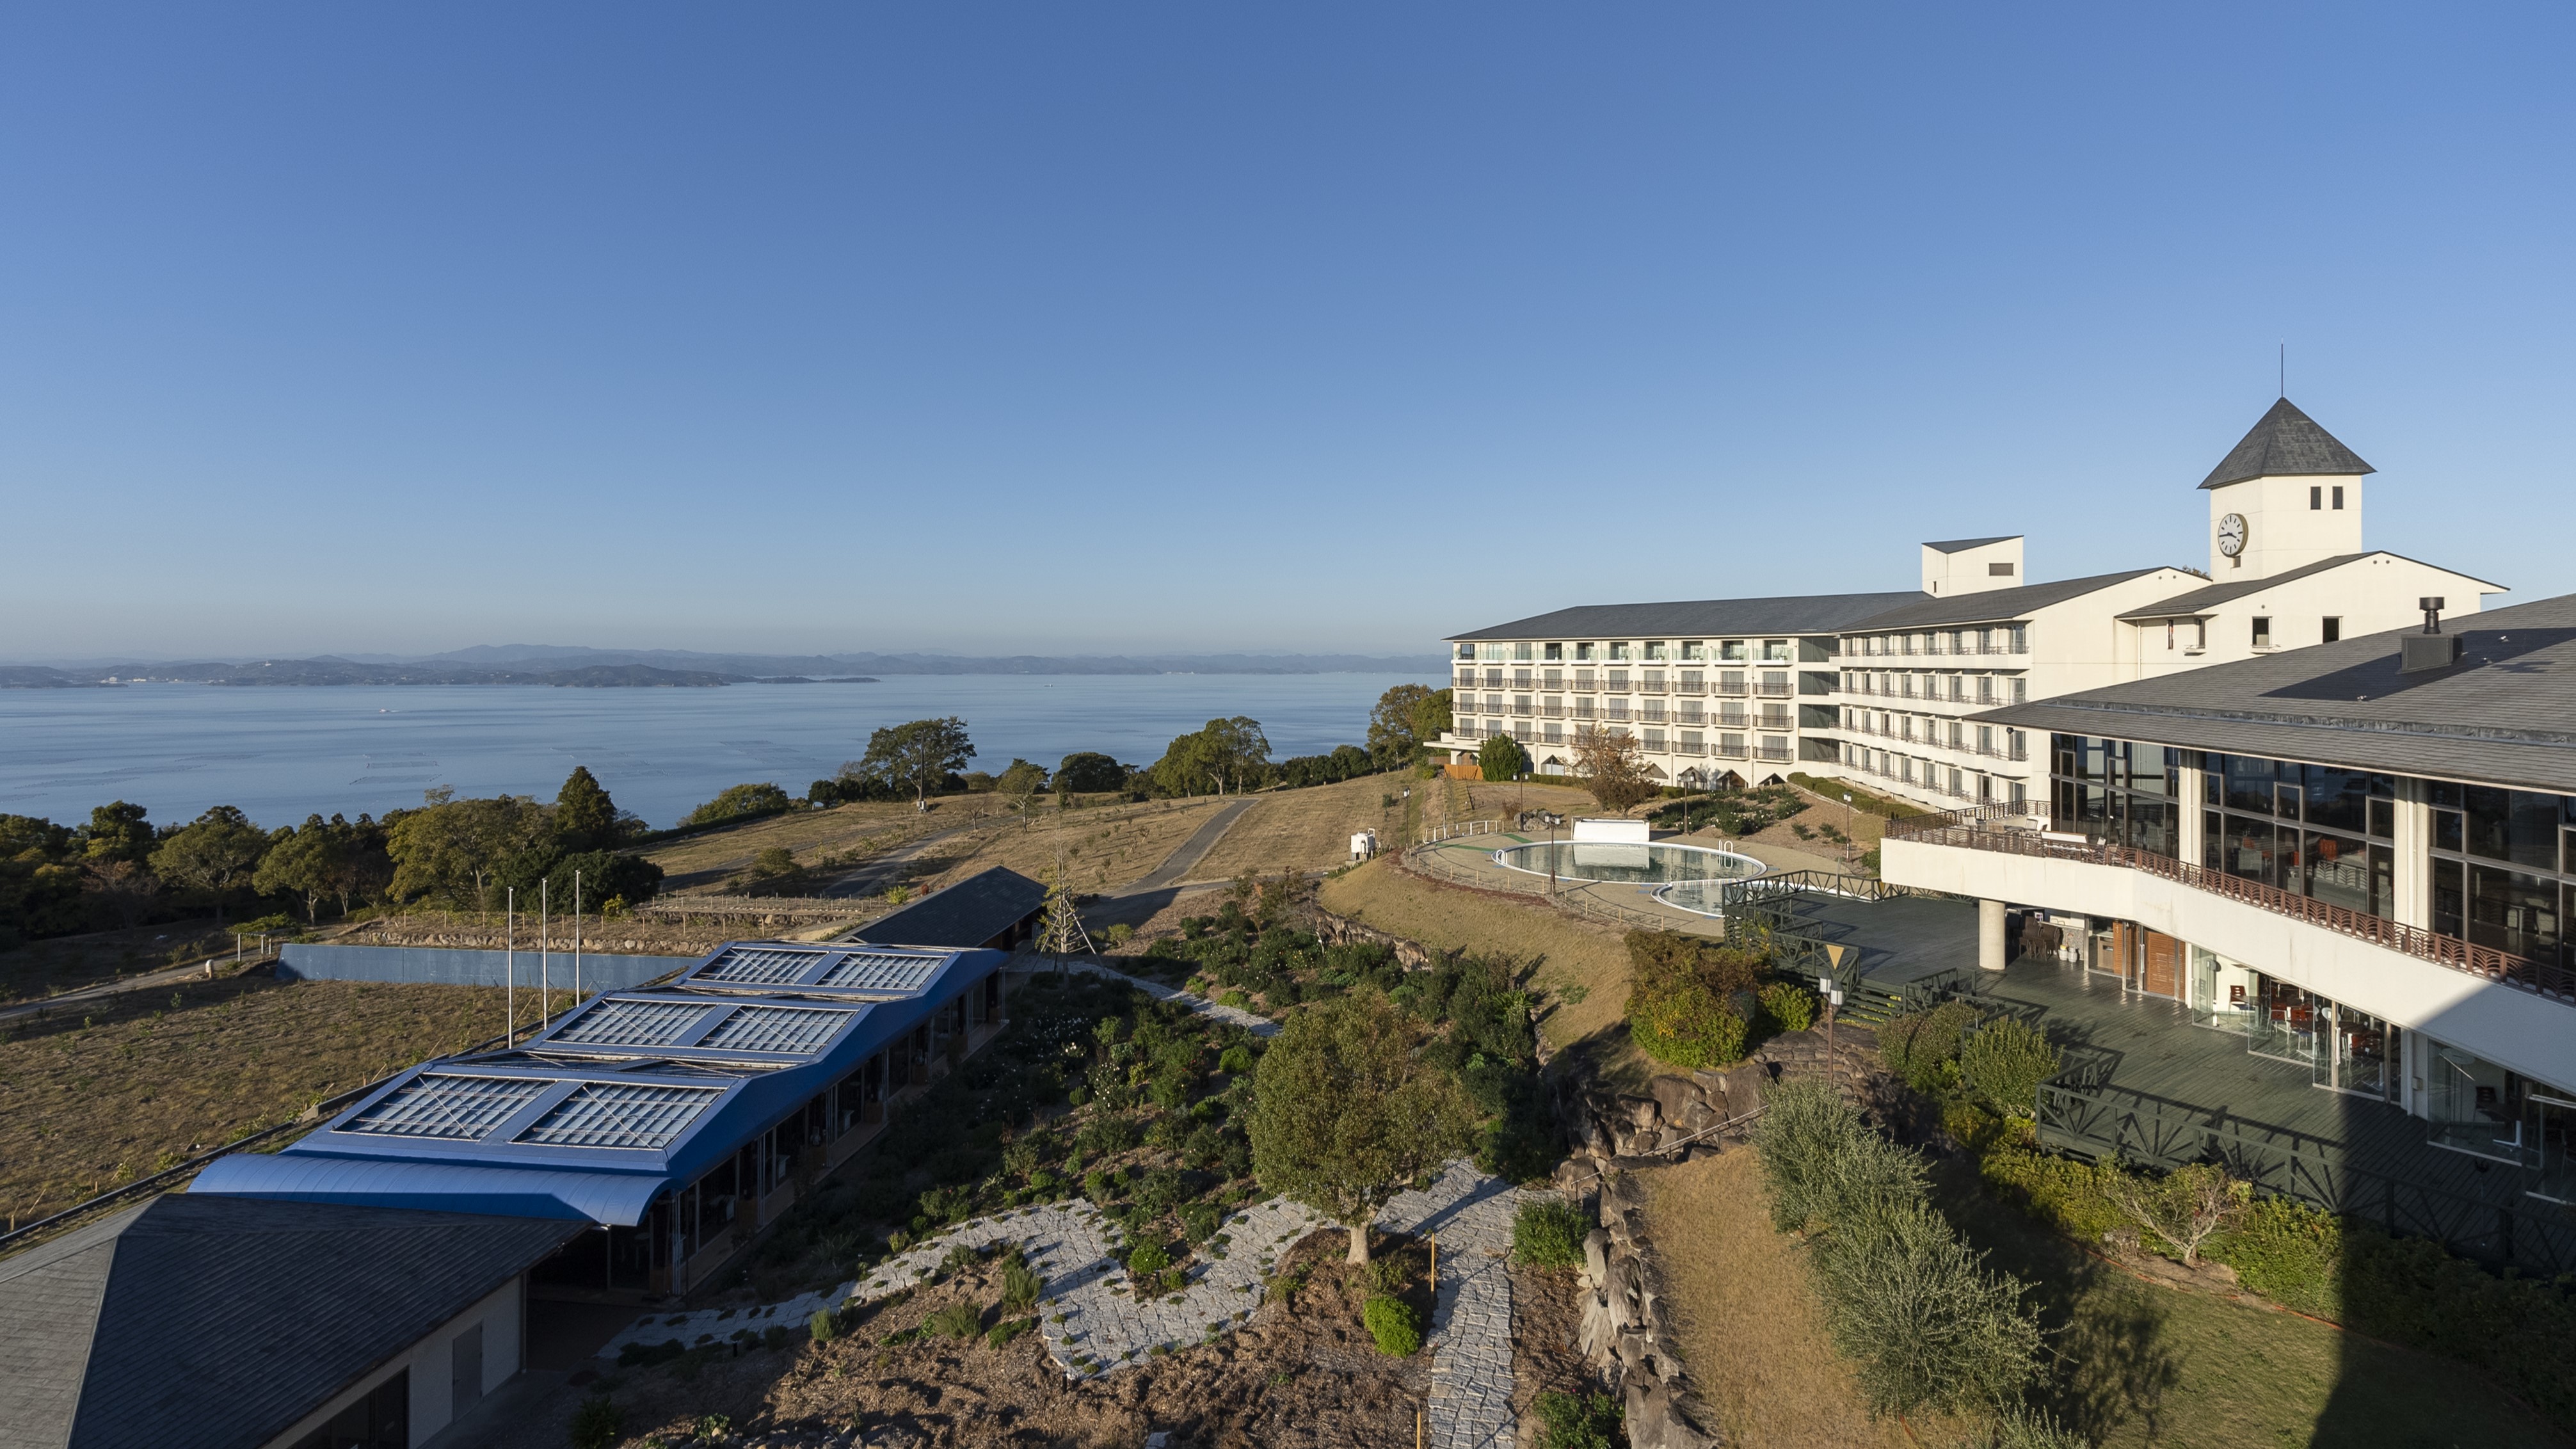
[815,952,945,993]
[340,1074,548,1141]
[552,998,710,1047]
[698,947,826,985]
[694,1004,854,1056]
[513,1082,723,1149]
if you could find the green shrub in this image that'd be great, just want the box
[1968,1406,2092,1448]
[1001,1260,1044,1315]
[1878,1000,1978,1091]
[1752,1081,1925,1235]
[568,1395,623,1449]
[1811,1195,2040,1416]
[1179,1201,1224,1242]
[1218,1043,1255,1075]
[808,1307,838,1343]
[1532,1388,1624,1448]
[2209,1194,2342,1316]
[1757,981,1818,1034]
[924,1301,983,1339]
[1511,1197,1590,1268]
[1623,932,1763,1069]
[1974,1141,2127,1243]
[986,1315,1036,1347]
[1362,1294,1424,1356]
[1126,1238,1172,1276]
[1958,1018,2059,1115]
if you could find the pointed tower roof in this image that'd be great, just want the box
[2200,397,2376,489]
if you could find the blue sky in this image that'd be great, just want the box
[3,5,2569,660]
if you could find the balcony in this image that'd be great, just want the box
[1540,703,1567,719]
[1715,682,1750,698]
[1756,744,1794,763]
[1755,682,1794,698]
[1571,676,1598,694]
[1886,808,2566,998]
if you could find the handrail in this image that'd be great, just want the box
[1902,820,2563,998]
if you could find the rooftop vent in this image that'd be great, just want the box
[2400,596,2463,672]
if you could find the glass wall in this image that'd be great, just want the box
[2428,782,2575,967]
[2049,735,2182,856]
[2200,753,2397,915]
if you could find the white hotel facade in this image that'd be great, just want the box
[1434,399,2500,813]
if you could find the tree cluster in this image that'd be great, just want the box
[0,764,663,948]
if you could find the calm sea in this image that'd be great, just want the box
[0,673,1440,831]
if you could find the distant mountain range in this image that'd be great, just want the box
[0,646,1444,688]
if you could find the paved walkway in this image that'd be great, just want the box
[1036,954,1279,1036]
[595,1162,1547,1448]
[1112,797,1260,895]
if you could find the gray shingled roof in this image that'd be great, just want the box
[1447,591,1925,643]
[1923,536,2020,554]
[1846,570,2168,632]
[2200,398,2375,489]
[2114,552,2506,621]
[852,865,1046,948]
[1975,591,2576,793]
[0,1194,577,1449]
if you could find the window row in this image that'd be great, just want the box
[1453,667,1793,694]
[1839,670,2029,705]
[1457,638,1798,664]
[1476,718,1791,759]
[1846,710,2026,759]
[1841,625,2028,657]
[1844,742,2025,805]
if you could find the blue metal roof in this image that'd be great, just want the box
[189,940,1003,1224]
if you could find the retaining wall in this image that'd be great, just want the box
[277,943,693,991]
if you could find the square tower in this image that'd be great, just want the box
[1920,536,2025,596]
[2200,398,2371,579]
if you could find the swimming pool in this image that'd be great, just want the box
[1489,840,1766,887]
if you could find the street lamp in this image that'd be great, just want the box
[1843,793,1853,869]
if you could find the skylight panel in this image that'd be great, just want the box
[513,1082,721,1150]
[700,947,826,985]
[340,1075,547,1141]
[815,952,944,992]
[694,1005,854,1056]
[552,998,710,1047]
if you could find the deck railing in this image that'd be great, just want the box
[1892,806,2566,999]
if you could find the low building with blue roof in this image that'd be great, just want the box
[193,936,1012,1295]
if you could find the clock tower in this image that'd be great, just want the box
[2200,397,2372,579]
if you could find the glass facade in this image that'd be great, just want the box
[2428,782,2574,967]
[2050,735,2182,856]
[2200,752,2397,917]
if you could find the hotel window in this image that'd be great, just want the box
[1543,668,1562,689]
[2189,750,2399,915]
[2311,485,2324,509]
[1976,675,1994,704]
[1681,730,1702,753]
[1720,733,1745,756]
[1607,668,1629,691]
[1485,668,1503,688]
[1543,722,1564,744]
[2009,781,2027,808]
[1513,642,1533,662]
[1544,643,1564,661]
[1948,720,1965,749]
[2322,617,2341,644]
[1575,643,1596,660]
[1482,643,1505,661]
[1644,728,1665,751]
[1513,668,1532,688]
[2333,485,2345,509]
[1609,642,1631,661]
[2427,781,2574,963]
[1720,640,1747,661]
[1645,641,1667,661]
[1484,693,1504,713]
[2253,617,2272,648]
[2010,624,2027,653]
[1679,700,1703,724]
[1574,698,1597,719]
[1682,641,1706,661]
[2011,677,2028,704]
[1947,765,1963,797]
[1762,639,1791,662]
[1642,699,1666,723]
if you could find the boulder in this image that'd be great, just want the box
[1648,1075,1702,1123]
[1624,1377,1723,1449]
[1620,1094,1663,1130]
[1582,1229,1610,1287]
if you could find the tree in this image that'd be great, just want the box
[1149,717,1270,796]
[858,717,976,807]
[679,782,794,828]
[81,858,161,929]
[2103,1164,2241,1266]
[81,801,155,865]
[551,849,664,908]
[554,767,618,851]
[1409,689,1454,748]
[149,806,271,913]
[385,795,554,912]
[1248,991,1477,1263]
[996,758,1048,826]
[1477,733,1530,782]
[1053,751,1127,794]
[254,815,344,924]
[1368,684,1439,767]
[1572,728,1658,815]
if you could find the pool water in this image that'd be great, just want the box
[1490,840,1766,886]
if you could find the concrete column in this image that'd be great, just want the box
[2393,777,2433,929]
[1979,898,2008,972]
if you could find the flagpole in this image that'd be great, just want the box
[540,877,550,1028]
[506,887,516,1041]
[573,870,583,1006]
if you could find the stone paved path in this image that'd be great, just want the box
[1034,956,1280,1037]
[596,1160,1547,1448]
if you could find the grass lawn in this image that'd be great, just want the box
[0,974,507,1229]
[641,799,952,892]
[1194,774,1410,881]
[1316,856,1638,1061]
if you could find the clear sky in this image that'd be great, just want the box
[3,5,2569,661]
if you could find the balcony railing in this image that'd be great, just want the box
[1756,682,1794,698]
[1540,704,1566,719]
[1756,745,1795,762]
[1889,808,2567,1000]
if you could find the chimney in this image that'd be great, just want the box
[2400,596,2463,672]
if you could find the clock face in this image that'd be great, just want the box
[2218,513,2247,557]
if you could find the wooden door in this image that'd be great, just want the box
[2141,930,2182,999]
[2107,921,2138,983]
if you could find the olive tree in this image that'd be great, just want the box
[1247,991,1476,1263]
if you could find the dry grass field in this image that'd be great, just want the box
[1645,1151,1956,1449]
[1316,856,1633,1054]
[0,917,241,1003]
[0,975,509,1228]
[641,799,963,892]
[1194,774,1408,880]
[908,797,1232,895]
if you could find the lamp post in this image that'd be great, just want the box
[1843,793,1854,870]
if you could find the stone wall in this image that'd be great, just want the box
[1310,908,1435,970]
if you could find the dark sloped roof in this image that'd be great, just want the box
[2200,398,2375,488]
[2115,552,2506,620]
[1844,570,2168,632]
[852,865,1046,947]
[1974,591,2576,793]
[0,1194,577,1449]
[1448,592,1924,642]
[1923,536,2020,554]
